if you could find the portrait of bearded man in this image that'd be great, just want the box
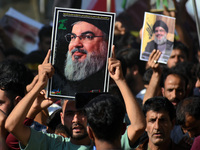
[141,19,174,63]
[50,15,112,98]
[64,21,108,81]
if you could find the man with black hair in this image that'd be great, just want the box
[117,48,146,101]
[0,59,34,115]
[82,46,146,149]
[143,50,187,108]
[161,70,187,107]
[167,41,189,68]
[85,94,126,150]
[176,96,200,150]
[5,47,146,150]
[38,25,52,52]
[0,59,34,150]
[136,96,190,150]
[176,96,200,138]
[143,50,192,146]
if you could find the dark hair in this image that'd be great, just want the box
[46,108,62,132]
[117,48,146,76]
[143,96,176,121]
[114,31,140,52]
[171,61,196,96]
[173,41,189,59]
[4,47,26,61]
[55,123,68,136]
[0,59,34,100]
[85,94,125,142]
[38,25,52,42]
[143,68,153,85]
[176,96,200,126]
[161,68,188,91]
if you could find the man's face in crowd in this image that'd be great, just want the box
[162,74,186,107]
[154,26,167,45]
[194,78,200,96]
[167,49,187,68]
[0,89,13,115]
[60,100,88,141]
[39,36,51,51]
[64,21,108,81]
[195,78,200,88]
[181,113,200,138]
[198,50,200,63]
[146,110,174,146]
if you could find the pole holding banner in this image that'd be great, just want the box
[107,0,111,12]
[192,0,200,46]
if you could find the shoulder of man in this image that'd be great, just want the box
[145,40,156,52]
[172,139,191,150]
[20,128,93,150]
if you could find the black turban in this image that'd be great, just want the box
[153,20,168,33]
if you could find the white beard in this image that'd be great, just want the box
[154,34,167,45]
[64,41,107,81]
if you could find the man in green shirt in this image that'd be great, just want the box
[5,47,146,149]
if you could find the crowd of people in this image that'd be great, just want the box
[0,1,200,150]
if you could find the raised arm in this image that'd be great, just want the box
[5,50,54,146]
[0,110,8,150]
[143,49,162,104]
[108,46,146,146]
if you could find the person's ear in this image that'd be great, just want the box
[60,112,64,125]
[14,96,22,106]
[132,65,139,76]
[87,126,95,141]
[161,87,165,96]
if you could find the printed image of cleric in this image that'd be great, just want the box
[143,20,173,61]
[53,19,110,96]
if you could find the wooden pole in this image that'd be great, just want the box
[107,0,111,12]
[192,0,200,46]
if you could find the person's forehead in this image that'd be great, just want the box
[146,110,170,119]
[171,49,186,56]
[0,89,10,101]
[185,114,196,126]
[72,21,102,34]
[63,100,76,111]
[181,114,200,137]
[165,74,185,86]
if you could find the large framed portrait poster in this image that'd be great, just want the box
[47,7,115,99]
